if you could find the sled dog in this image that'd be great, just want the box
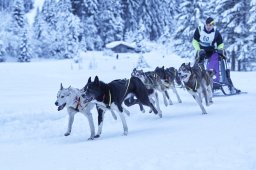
[154,66,182,104]
[55,83,117,140]
[178,62,213,114]
[82,76,159,136]
[131,68,173,107]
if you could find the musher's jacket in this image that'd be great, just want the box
[192,25,224,53]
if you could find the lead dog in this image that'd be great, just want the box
[178,62,213,114]
[82,76,159,137]
[55,83,117,140]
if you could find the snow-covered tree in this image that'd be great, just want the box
[216,0,250,70]
[96,0,124,45]
[33,0,57,58]
[0,40,6,62]
[121,0,139,41]
[247,0,256,60]
[0,0,33,12]
[54,0,81,59]
[18,30,31,62]
[7,0,30,61]
[172,0,198,58]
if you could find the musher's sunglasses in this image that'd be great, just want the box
[209,21,215,26]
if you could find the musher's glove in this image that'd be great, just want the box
[196,49,206,63]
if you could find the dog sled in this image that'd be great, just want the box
[205,51,243,96]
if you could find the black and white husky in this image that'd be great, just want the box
[54,83,117,140]
[82,76,159,136]
[154,66,182,104]
[178,62,213,114]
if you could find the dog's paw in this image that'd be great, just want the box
[94,134,100,138]
[64,132,70,136]
[87,137,94,140]
[123,131,128,136]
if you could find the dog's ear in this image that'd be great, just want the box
[87,77,92,83]
[94,76,100,86]
[60,83,63,90]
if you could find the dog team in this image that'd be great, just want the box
[55,62,214,140]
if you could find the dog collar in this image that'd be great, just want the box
[185,77,198,92]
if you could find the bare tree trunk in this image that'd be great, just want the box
[238,59,241,71]
[231,50,236,71]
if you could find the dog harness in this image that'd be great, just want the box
[74,96,82,111]
[185,75,198,92]
[123,78,131,99]
[102,90,112,108]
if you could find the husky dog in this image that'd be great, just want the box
[54,83,117,140]
[154,66,182,104]
[131,68,171,107]
[82,76,159,137]
[178,62,213,114]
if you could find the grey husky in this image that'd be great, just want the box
[55,83,117,140]
[178,62,213,114]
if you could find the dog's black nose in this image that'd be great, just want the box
[55,101,58,106]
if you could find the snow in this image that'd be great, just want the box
[105,41,136,49]
[26,0,45,25]
[1,50,256,170]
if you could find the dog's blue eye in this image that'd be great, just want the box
[61,96,64,98]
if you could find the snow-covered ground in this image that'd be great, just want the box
[0,50,256,170]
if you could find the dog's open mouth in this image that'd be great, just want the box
[57,103,66,111]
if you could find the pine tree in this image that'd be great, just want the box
[172,0,198,58]
[247,0,256,63]
[96,0,124,45]
[54,0,81,59]
[9,0,30,62]
[0,41,6,62]
[18,30,31,62]
[216,0,250,70]
[136,54,150,69]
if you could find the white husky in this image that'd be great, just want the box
[55,83,117,140]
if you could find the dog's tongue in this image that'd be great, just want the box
[57,103,66,111]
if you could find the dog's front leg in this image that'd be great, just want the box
[162,91,168,106]
[171,86,182,103]
[95,106,106,138]
[114,105,128,135]
[152,92,162,117]
[118,111,128,135]
[190,92,207,114]
[164,90,173,105]
[86,112,95,140]
[65,108,77,136]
